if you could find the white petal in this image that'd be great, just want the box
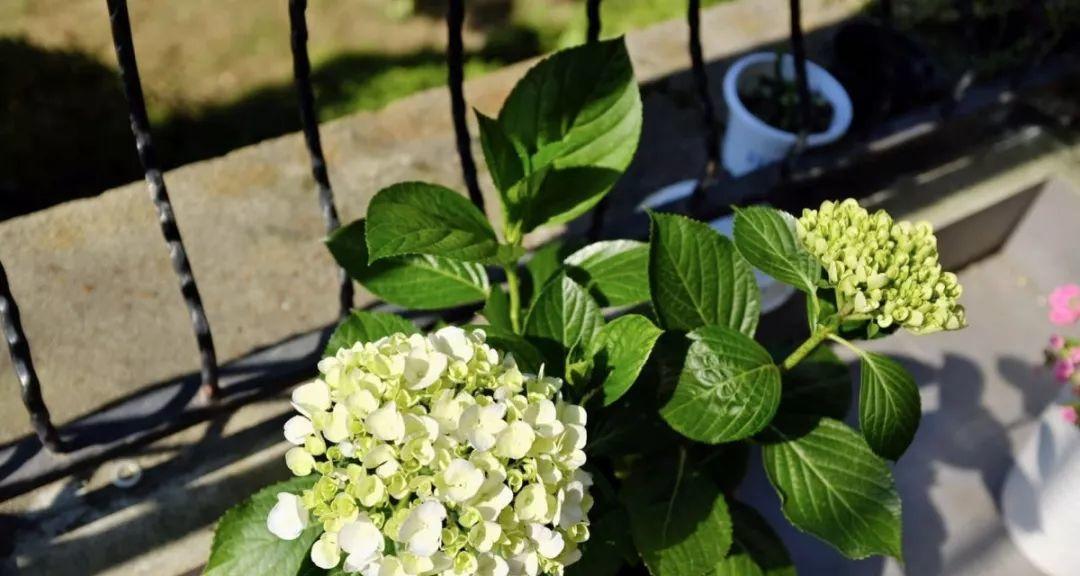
[291,380,332,416]
[323,403,352,444]
[408,528,442,558]
[283,415,314,445]
[430,326,474,362]
[507,552,538,576]
[266,493,308,540]
[339,515,385,560]
[478,554,509,576]
[311,535,342,569]
[527,524,565,559]
[365,402,405,443]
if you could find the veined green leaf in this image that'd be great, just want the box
[326,220,489,310]
[762,417,903,560]
[715,501,795,576]
[365,181,499,263]
[481,285,513,332]
[660,325,780,443]
[565,507,636,576]
[625,458,733,576]
[649,212,760,335]
[471,325,545,374]
[205,476,320,576]
[859,351,921,461]
[565,240,650,307]
[523,273,604,377]
[491,38,642,233]
[525,241,573,306]
[733,206,822,294]
[324,311,417,357]
[590,314,663,406]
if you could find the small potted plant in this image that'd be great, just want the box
[722,52,852,176]
[1003,284,1080,576]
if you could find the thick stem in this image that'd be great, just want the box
[504,264,522,334]
[780,326,833,371]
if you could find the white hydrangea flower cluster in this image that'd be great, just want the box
[266,326,592,576]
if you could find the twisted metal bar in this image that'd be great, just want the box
[289,0,354,318]
[447,0,485,211]
[788,0,814,153]
[0,260,63,452]
[688,0,721,208]
[106,0,220,398]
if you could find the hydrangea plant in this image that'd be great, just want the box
[206,37,966,576]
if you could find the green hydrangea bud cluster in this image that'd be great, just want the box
[266,326,591,576]
[796,199,966,334]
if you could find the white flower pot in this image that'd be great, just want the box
[1002,386,1080,576]
[721,52,853,177]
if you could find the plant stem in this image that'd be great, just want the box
[780,326,833,371]
[504,264,522,334]
[827,333,865,358]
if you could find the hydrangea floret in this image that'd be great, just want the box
[797,199,966,334]
[266,326,592,576]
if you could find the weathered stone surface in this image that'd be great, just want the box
[0,0,862,444]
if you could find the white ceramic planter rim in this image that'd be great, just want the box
[723,52,853,147]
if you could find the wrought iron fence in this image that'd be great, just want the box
[0,0,1072,501]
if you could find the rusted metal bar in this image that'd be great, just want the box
[447,0,485,212]
[0,260,63,452]
[105,0,220,399]
[288,0,354,317]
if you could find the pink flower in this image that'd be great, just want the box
[1062,406,1078,425]
[1049,284,1080,326]
[1050,334,1066,350]
[1053,359,1075,382]
[1070,348,1080,365]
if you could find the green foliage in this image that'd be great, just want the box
[762,417,903,560]
[590,314,663,406]
[778,345,852,421]
[660,325,780,443]
[324,310,418,357]
[648,212,760,335]
[715,502,795,576]
[525,241,573,305]
[482,285,514,332]
[523,273,605,377]
[473,325,546,374]
[205,477,320,576]
[733,205,822,294]
[565,508,637,576]
[625,457,733,576]
[858,351,921,461]
[326,220,489,310]
[478,38,642,236]
[364,181,503,263]
[564,240,651,307]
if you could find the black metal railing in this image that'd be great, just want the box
[1,0,1072,501]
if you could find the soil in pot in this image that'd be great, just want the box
[738,55,834,134]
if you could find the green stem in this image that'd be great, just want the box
[780,326,834,371]
[827,333,865,358]
[504,264,522,334]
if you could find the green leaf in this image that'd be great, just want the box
[476,111,525,195]
[523,273,604,377]
[482,285,513,332]
[324,311,418,357]
[779,345,852,420]
[205,476,320,576]
[648,212,760,335]
[859,352,921,461]
[565,507,636,576]
[364,181,499,263]
[625,458,733,576]
[590,314,663,406]
[565,240,650,307]
[525,241,572,305]
[762,417,903,560]
[471,325,545,374]
[494,37,642,232]
[733,206,822,294]
[715,502,795,576]
[660,325,780,443]
[327,220,489,310]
